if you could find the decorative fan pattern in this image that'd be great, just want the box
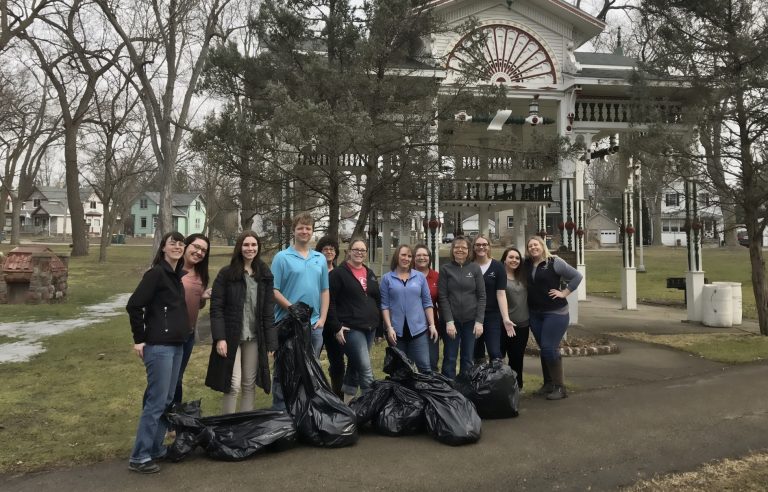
[447,25,557,85]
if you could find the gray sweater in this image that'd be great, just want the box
[438,261,486,324]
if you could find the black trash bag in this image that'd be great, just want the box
[382,345,420,381]
[412,372,482,446]
[383,347,481,445]
[275,302,358,448]
[165,404,297,462]
[375,383,425,436]
[455,359,520,419]
[349,379,396,426]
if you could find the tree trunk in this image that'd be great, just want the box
[98,202,113,263]
[747,226,768,335]
[0,187,8,236]
[721,207,740,248]
[352,152,379,238]
[10,194,21,245]
[64,127,88,256]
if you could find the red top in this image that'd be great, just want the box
[423,268,439,325]
[348,263,368,293]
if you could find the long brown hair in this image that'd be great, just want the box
[184,233,210,288]
[226,231,265,280]
[500,247,527,286]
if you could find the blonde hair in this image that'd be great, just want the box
[526,235,552,261]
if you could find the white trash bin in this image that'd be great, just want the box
[713,282,743,325]
[702,284,733,328]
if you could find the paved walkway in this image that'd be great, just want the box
[3,297,767,491]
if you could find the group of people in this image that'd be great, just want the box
[125,212,582,474]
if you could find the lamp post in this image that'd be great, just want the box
[635,160,646,272]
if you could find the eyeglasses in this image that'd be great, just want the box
[453,246,468,250]
[474,243,489,248]
[350,248,367,254]
[321,247,336,253]
[414,254,430,259]
[189,243,208,254]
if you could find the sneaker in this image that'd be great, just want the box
[546,385,568,401]
[533,382,554,397]
[128,460,160,474]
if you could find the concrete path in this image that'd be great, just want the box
[3,297,767,492]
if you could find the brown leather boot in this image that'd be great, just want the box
[545,358,567,400]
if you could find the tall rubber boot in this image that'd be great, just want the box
[546,358,567,400]
[533,356,553,396]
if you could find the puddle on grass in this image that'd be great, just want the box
[0,293,131,363]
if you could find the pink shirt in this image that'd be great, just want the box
[182,272,204,332]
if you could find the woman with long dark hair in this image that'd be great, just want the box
[525,235,582,400]
[500,246,529,390]
[205,232,277,413]
[173,233,212,405]
[126,231,189,473]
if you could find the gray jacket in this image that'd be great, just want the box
[438,261,486,324]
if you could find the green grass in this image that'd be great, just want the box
[585,246,760,319]
[0,242,759,473]
[613,332,768,364]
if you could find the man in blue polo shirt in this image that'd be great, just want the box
[271,212,329,409]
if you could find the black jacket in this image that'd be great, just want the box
[205,261,277,394]
[327,262,382,334]
[126,260,189,345]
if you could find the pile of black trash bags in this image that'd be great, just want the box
[165,303,519,461]
[352,347,519,445]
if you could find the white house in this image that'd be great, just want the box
[22,186,104,236]
[659,179,722,247]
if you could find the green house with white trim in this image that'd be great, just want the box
[128,192,207,237]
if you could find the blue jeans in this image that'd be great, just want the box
[173,332,196,404]
[482,310,503,360]
[130,344,183,464]
[341,329,374,395]
[397,333,431,374]
[441,320,475,379]
[272,325,324,411]
[529,311,569,362]
[310,326,323,358]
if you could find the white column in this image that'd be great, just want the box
[621,161,637,310]
[478,207,489,237]
[574,132,594,301]
[685,179,705,321]
[514,205,527,249]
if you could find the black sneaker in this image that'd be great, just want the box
[129,460,160,474]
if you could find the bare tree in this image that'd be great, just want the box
[21,0,128,255]
[95,0,241,250]
[81,68,155,262]
[0,0,58,51]
[0,62,61,244]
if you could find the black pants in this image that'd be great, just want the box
[502,323,530,389]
